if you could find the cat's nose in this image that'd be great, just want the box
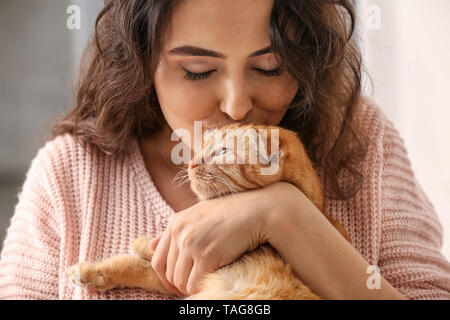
[189,162,198,169]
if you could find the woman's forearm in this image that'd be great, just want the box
[264,182,408,300]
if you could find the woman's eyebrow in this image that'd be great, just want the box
[167,45,273,59]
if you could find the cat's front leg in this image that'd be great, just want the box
[67,254,170,294]
[131,236,155,260]
[68,260,117,292]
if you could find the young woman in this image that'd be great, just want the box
[0,0,449,300]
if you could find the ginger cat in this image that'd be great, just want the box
[68,123,351,299]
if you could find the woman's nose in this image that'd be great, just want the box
[219,77,253,121]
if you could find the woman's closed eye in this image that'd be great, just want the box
[183,67,284,81]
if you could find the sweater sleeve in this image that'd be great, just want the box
[0,145,60,299]
[378,117,450,300]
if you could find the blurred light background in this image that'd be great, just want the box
[0,1,449,260]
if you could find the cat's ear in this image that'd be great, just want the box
[269,149,284,163]
[260,149,284,164]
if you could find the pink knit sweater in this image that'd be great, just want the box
[1,98,449,300]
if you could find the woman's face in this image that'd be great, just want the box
[153,0,299,146]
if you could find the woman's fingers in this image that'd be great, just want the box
[165,236,179,286]
[151,230,184,297]
[186,261,206,295]
[173,251,194,296]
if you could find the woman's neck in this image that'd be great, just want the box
[139,122,189,174]
[139,123,199,211]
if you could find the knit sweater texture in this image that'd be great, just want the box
[1,98,449,300]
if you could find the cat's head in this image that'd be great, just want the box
[188,123,297,200]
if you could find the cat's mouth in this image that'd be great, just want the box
[189,168,234,200]
[191,179,219,200]
[188,167,214,199]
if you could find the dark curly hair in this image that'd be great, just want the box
[51,0,369,200]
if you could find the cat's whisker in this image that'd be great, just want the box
[173,174,189,181]
[173,177,189,186]
[222,181,237,197]
[213,175,238,197]
[211,182,223,199]
[174,170,189,181]
[173,174,191,188]
[220,171,239,195]
[173,169,190,181]
[174,173,190,182]
[175,180,190,189]
[206,182,214,200]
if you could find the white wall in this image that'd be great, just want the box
[0,0,72,179]
[357,0,450,259]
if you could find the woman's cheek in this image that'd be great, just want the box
[157,73,217,123]
[260,77,298,110]
[169,85,217,121]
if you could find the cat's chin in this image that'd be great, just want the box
[201,190,234,201]
[190,180,231,201]
[190,181,212,200]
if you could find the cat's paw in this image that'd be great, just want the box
[67,263,112,292]
[131,236,154,260]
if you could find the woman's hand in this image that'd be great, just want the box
[149,179,407,300]
[149,182,291,297]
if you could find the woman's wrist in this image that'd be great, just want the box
[257,182,303,246]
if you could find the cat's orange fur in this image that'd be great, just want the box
[68,123,351,299]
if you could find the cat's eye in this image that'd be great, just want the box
[215,148,228,157]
